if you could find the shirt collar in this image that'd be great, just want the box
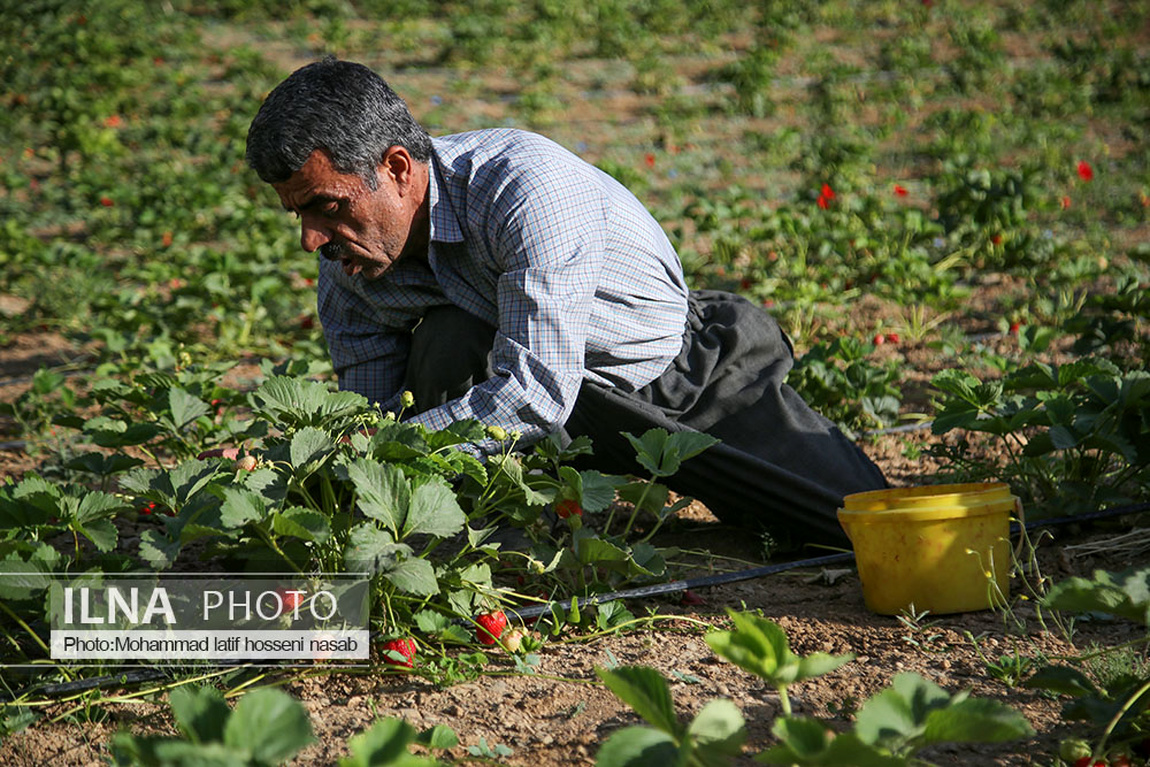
[427,154,465,244]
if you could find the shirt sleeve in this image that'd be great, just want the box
[407,159,604,451]
[317,259,411,412]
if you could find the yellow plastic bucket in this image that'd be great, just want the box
[837,483,1018,615]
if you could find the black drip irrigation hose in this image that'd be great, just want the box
[506,551,854,622]
[6,500,1148,702]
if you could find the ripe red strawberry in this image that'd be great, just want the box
[382,638,416,668]
[680,589,707,606]
[476,611,508,645]
[885,333,900,345]
[555,499,583,519]
[277,588,305,615]
[873,333,885,346]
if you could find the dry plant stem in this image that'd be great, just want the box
[222,670,274,698]
[481,670,599,686]
[43,667,241,721]
[1048,635,1150,664]
[675,548,772,569]
[555,614,714,645]
[1062,523,1150,558]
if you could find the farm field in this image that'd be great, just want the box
[1,1,1149,765]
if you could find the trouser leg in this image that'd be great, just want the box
[563,382,882,546]
[403,305,496,414]
[563,291,886,546]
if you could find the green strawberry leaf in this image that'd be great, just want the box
[854,673,952,752]
[1041,568,1150,626]
[383,556,439,597]
[272,507,331,543]
[1023,664,1101,697]
[289,426,336,473]
[0,556,54,600]
[705,610,795,686]
[343,523,408,574]
[75,491,129,523]
[596,666,680,736]
[223,688,314,766]
[219,488,267,529]
[168,685,229,744]
[596,726,680,767]
[758,718,906,765]
[687,698,746,755]
[416,724,460,750]
[576,469,625,513]
[138,530,182,571]
[402,478,466,539]
[169,388,211,431]
[340,718,418,767]
[348,459,410,536]
[921,697,1034,744]
[76,518,118,552]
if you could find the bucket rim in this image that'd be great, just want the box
[837,495,1017,524]
[841,482,1012,512]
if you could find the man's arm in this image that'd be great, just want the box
[318,259,413,412]
[407,158,606,450]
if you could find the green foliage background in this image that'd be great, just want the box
[1,0,1148,505]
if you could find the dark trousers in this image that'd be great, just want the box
[404,291,887,546]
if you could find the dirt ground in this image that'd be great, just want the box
[0,328,1146,766]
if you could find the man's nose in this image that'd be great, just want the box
[300,219,331,253]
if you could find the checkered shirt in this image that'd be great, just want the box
[317,128,689,452]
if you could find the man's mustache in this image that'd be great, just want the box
[320,242,347,261]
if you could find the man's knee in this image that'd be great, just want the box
[405,306,497,412]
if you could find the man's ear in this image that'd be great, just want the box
[379,146,416,192]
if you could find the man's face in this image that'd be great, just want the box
[272,149,421,280]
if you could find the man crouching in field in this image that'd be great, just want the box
[245,57,887,545]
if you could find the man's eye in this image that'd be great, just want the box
[321,201,340,216]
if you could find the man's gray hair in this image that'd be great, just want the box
[246,57,432,189]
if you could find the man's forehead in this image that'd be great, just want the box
[273,150,355,207]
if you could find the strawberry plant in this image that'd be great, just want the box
[930,359,1150,515]
[596,664,748,767]
[759,671,1034,766]
[341,718,457,766]
[596,610,1033,766]
[0,367,77,455]
[0,360,718,671]
[110,686,314,766]
[788,337,902,436]
[1024,567,1150,764]
[705,609,853,717]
